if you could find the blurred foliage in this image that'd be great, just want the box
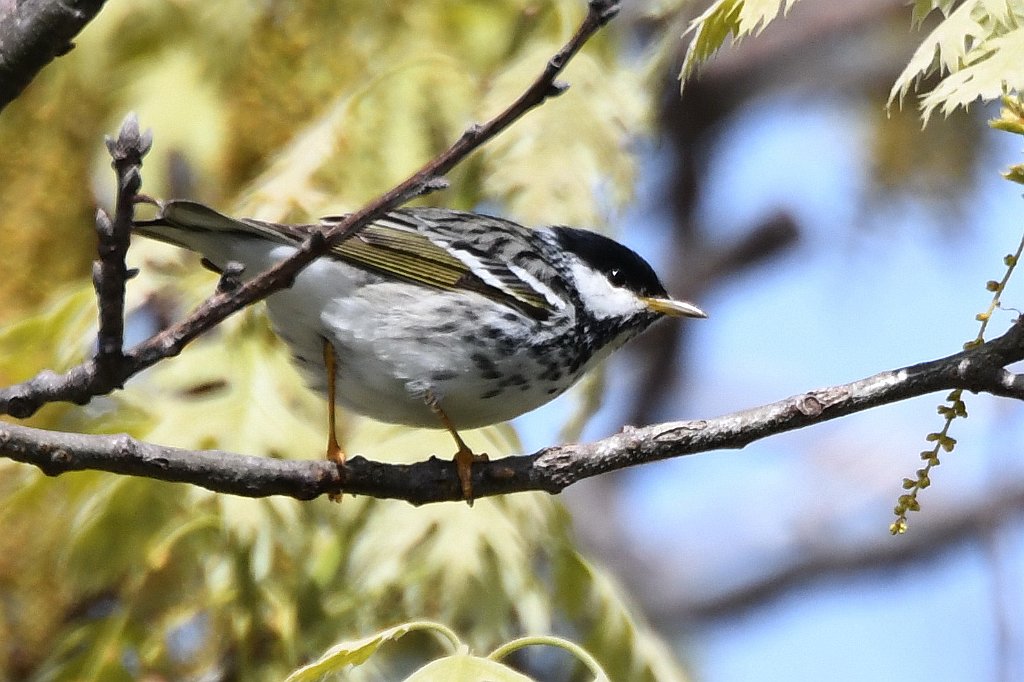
[0,77,107,324]
[0,0,689,680]
[863,100,983,225]
[677,0,1023,121]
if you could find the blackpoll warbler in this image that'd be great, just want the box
[134,201,706,500]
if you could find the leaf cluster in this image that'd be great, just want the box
[891,0,1024,120]
[678,0,1023,120]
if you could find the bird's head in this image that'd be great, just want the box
[549,226,707,332]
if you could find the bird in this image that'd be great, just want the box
[133,200,707,501]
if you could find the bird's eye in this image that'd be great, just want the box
[608,268,627,287]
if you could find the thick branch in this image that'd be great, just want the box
[0,0,622,420]
[0,0,108,112]
[4,316,1023,504]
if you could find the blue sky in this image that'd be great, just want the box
[518,92,1024,681]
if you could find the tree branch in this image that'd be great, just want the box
[0,0,621,420]
[3,316,1023,504]
[0,0,108,113]
[94,114,152,382]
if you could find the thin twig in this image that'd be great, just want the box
[93,113,152,383]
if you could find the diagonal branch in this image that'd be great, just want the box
[3,315,1023,504]
[0,0,622,420]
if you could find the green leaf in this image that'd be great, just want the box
[283,621,460,682]
[403,654,534,682]
[681,0,804,82]
[990,93,1024,134]
[342,421,559,645]
[911,0,963,25]
[554,550,690,682]
[1003,164,1024,184]
[0,287,94,388]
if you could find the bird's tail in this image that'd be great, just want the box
[132,200,259,252]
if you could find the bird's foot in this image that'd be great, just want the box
[326,438,346,503]
[454,446,489,506]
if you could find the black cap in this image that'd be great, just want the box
[550,226,670,298]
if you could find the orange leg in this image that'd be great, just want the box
[323,339,345,502]
[427,396,488,504]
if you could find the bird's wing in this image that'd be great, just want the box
[328,212,559,321]
[136,201,559,321]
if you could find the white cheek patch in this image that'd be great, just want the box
[570,261,645,320]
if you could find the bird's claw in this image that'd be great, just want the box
[454,448,489,505]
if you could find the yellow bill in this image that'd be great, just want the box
[642,297,708,319]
